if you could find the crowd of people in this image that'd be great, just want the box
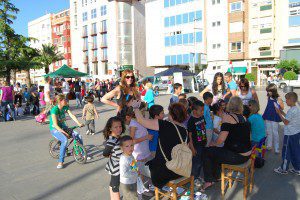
[1,69,299,200]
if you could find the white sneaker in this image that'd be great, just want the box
[289,169,300,176]
[91,132,95,135]
[194,179,202,187]
[86,130,90,135]
[87,156,92,160]
[274,167,288,175]
[57,163,63,169]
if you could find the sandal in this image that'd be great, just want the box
[200,182,215,192]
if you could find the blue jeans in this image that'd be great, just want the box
[75,92,82,107]
[1,100,15,121]
[281,133,300,171]
[192,145,204,179]
[51,129,83,163]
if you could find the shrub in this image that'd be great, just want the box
[283,71,297,80]
[245,73,256,82]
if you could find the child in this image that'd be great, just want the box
[39,86,46,112]
[187,100,206,187]
[203,92,214,147]
[179,98,190,128]
[243,105,251,119]
[117,106,135,136]
[103,116,125,200]
[274,92,300,175]
[24,102,30,115]
[148,105,164,158]
[16,103,24,116]
[211,103,223,147]
[119,135,138,200]
[82,96,99,135]
[170,83,182,104]
[128,102,151,174]
[23,88,30,103]
[248,100,266,147]
[143,82,156,109]
[187,96,199,114]
[30,91,39,115]
[262,83,284,153]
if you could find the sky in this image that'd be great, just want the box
[11,0,70,36]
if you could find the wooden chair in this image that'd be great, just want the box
[155,176,194,200]
[221,147,257,200]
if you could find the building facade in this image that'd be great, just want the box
[70,0,151,79]
[145,0,205,74]
[52,9,72,70]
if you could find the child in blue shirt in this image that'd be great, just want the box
[23,88,30,103]
[148,105,164,158]
[248,100,266,147]
[170,83,182,105]
[203,92,214,147]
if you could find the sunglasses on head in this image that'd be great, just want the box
[125,76,134,79]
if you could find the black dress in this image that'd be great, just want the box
[146,120,189,189]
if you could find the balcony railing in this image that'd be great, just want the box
[100,42,107,48]
[91,44,98,50]
[82,30,88,38]
[83,56,88,64]
[92,56,98,63]
[101,55,108,62]
[100,26,107,34]
[82,45,88,51]
[91,28,97,36]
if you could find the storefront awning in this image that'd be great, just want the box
[227,67,247,75]
[118,65,133,71]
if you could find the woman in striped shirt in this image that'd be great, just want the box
[103,116,125,200]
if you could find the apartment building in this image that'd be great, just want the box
[145,0,205,74]
[52,9,72,70]
[205,0,229,83]
[70,0,151,79]
[28,14,53,83]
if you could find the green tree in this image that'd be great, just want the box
[35,44,64,74]
[245,73,256,82]
[276,59,300,73]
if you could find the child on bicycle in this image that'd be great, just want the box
[49,94,85,169]
[82,96,98,135]
[103,116,125,200]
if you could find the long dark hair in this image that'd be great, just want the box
[266,83,279,99]
[212,72,226,96]
[103,116,125,140]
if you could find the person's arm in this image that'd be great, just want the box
[0,90,2,103]
[275,107,289,125]
[199,86,210,98]
[129,126,149,144]
[278,97,284,110]
[67,109,84,127]
[51,114,69,137]
[188,132,196,156]
[82,106,86,120]
[12,90,15,102]
[210,114,231,146]
[101,86,119,107]
[103,144,113,157]
[94,106,99,119]
[252,89,259,105]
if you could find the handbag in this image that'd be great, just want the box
[158,122,192,177]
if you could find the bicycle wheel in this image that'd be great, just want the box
[73,143,87,164]
[49,139,61,159]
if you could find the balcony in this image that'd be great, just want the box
[82,46,88,52]
[91,29,97,36]
[81,30,88,38]
[91,44,98,50]
[92,56,98,63]
[100,55,108,62]
[100,42,107,48]
[83,56,88,64]
[100,26,107,34]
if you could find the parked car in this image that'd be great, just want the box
[276,75,300,89]
[153,80,170,91]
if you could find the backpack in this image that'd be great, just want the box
[158,122,192,177]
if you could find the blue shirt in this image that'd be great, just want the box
[23,91,30,100]
[170,95,179,104]
[227,80,238,91]
[204,104,213,130]
[147,129,159,152]
[248,114,266,142]
[144,89,155,108]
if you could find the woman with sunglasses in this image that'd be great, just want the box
[237,78,259,106]
[101,70,140,112]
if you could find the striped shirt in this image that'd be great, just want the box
[104,136,122,176]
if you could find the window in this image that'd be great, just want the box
[92,23,97,33]
[177,55,183,64]
[164,0,169,8]
[260,28,272,33]
[212,22,216,27]
[189,12,195,22]
[82,12,88,21]
[196,32,202,42]
[230,42,242,53]
[213,44,216,49]
[177,34,183,45]
[171,55,176,65]
[176,15,182,25]
[213,66,216,70]
[217,44,221,48]
[101,20,107,31]
[165,56,171,65]
[217,66,221,69]
[217,21,221,26]
[212,0,215,4]
[195,11,202,20]
[101,5,107,16]
[170,16,175,26]
[189,33,194,43]
[93,36,97,47]
[183,34,189,44]
[91,8,97,19]
[183,13,189,23]
[164,17,170,27]
[165,36,170,46]
[176,0,182,5]
[289,16,300,27]
[183,54,189,64]
[230,2,242,12]
[170,35,176,46]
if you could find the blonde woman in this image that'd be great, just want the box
[49,94,85,169]
[143,82,156,109]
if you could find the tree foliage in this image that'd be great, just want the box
[245,73,256,82]
[283,71,297,80]
[276,59,300,74]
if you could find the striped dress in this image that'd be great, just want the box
[105,136,122,176]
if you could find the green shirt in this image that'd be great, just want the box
[49,105,69,131]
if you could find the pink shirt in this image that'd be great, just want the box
[1,86,13,101]
[39,92,46,106]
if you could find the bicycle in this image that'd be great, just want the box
[49,126,87,164]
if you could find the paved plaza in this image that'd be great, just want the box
[0,88,300,200]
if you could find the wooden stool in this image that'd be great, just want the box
[155,176,194,200]
[221,148,256,200]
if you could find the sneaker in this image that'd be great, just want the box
[194,179,202,187]
[87,156,92,160]
[289,169,300,176]
[91,132,95,135]
[57,163,63,169]
[274,167,288,175]
[86,130,90,135]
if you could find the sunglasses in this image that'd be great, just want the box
[240,85,246,88]
[125,76,134,79]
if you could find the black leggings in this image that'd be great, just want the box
[203,147,250,182]
[110,175,120,193]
